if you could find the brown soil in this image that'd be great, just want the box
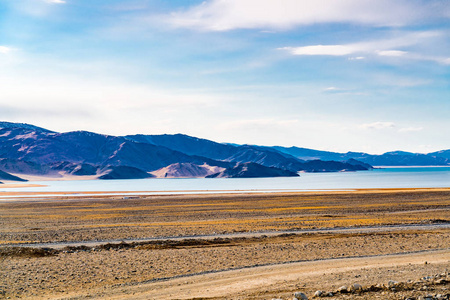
[1,188,449,244]
[0,188,449,299]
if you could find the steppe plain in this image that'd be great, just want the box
[0,187,449,299]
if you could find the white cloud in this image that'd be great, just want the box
[281,31,449,65]
[45,0,66,4]
[281,45,356,56]
[348,56,366,60]
[324,87,339,91]
[322,86,367,95]
[378,50,408,57]
[167,0,447,31]
[398,127,423,133]
[360,122,396,130]
[0,46,12,54]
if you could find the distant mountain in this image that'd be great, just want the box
[299,160,369,172]
[151,163,225,178]
[126,134,304,172]
[206,162,299,178]
[126,134,237,159]
[0,127,209,172]
[271,146,450,166]
[0,158,53,175]
[12,121,450,180]
[271,146,344,161]
[0,169,27,182]
[0,121,55,133]
[98,166,154,180]
[428,150,450,160]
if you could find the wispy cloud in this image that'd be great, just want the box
[280,31,449,64]
[280,45,355,56]
[0,46,13,54]
[45,0,66,4]
[360,122,396,130]
[322,86,367,96]
[348,56,366,60]
[360,122,424,133]
[377,50,407,57]
[167,0,449,31]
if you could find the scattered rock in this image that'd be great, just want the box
[388,280,399,287]
[313,290,324,297]
[307,272,450,299]
[337,285,348,293]
[350,283,362,292]
[294,292,308,300]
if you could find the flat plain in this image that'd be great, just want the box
[0,188,449,299]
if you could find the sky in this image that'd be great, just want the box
[0,0,449,154]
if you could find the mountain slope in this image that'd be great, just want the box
[271,146,450,166]
[0,127,221,172]
[7,121,450,180]
[428,150,450,160]
[0,121,55,133]
[126,134,237,159]
[151,163,225,178]
[126,134,305,171]
[206,162,299,178]
[0,169,27,182]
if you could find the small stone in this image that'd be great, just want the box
[350,283,362,292]
[337,286,348,293]
[388,280,398,287]
[313,290,324,297]
[294,292,308,300]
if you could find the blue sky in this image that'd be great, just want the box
[0,0,449,154]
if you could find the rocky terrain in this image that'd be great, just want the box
[0,188,449,299]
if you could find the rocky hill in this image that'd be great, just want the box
[0,121,385,180]
[272,146,450,166]
[206,162,299,178]
[151,163,225,178]
[0,169,27,182]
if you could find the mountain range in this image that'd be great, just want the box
[0,121,448,181]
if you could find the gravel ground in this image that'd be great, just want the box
[1,230,449,299]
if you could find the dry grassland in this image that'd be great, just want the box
[0,188,449,299]
[1,188,449,244]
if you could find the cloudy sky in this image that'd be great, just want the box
[1,0,449,154]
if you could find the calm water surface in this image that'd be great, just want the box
[1,167,449,195]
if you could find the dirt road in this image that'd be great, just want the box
[55,249,449,300]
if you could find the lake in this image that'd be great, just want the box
[1,166,449,196]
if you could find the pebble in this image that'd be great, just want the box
[388,280,398,287]
[350,283,362,291]
[313,290,324,297]
[294,292,308,300]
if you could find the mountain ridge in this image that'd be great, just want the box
[1,121,447,180]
